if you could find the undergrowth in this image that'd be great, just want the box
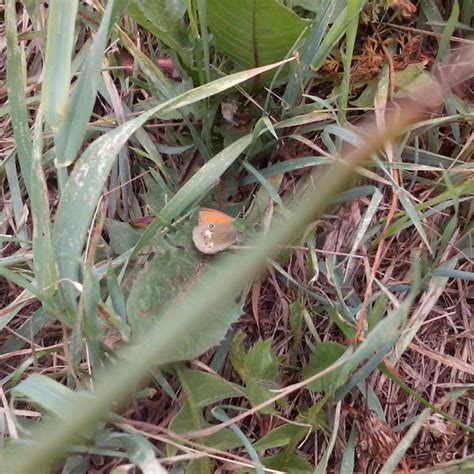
[0,1,473,473]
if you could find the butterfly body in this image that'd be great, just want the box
[192,208,238,254]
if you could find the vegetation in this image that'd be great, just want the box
[0,0,473,472]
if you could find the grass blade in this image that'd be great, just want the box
[5,0,33,193]
[42,0,79,131]
[30,107,57,299]
[54,0,115,166]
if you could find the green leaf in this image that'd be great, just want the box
[212,407,265,473]
[434,2,461,144]
[350,80,378,108]
[230,330,248,381]
[12,374,87,419]
[346,186,382,273]
[106,266,127,319]
[83,267,101,337]
[1,308,51,353]
[127,0,191,64]
[54,0,115,166]
[42,0,79,131]
[243,340,280,414]
[338,0,360,120]
[396,190,432,254]
[252,424,307,451]
[30,109,57,300]
[119,433,166,474]
[127,223,244,362]
[420,0,444,34]
[168,399,214,473]
[283,0,334,106]
[5,0,33,193]
[340,423,356,474]
[208,0,307,70]
[168,401,241,452]
[176,367,242,407]
[242,161,283,205]
[393,62,428,90]
[302,342,346,393]
[289,302,304,366]
[104,219,141,254]
[263,452,313,473]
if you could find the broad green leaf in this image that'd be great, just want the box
[208,0,307,70]
[350,80,377,108]
[393,62,428,90]
[127,222,244,362]
[395,71,442,106]
[168,400,212,473]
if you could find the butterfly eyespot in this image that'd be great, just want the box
[207,223,215,229]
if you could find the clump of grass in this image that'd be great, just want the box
[1,1,473,473]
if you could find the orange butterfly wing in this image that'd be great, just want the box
[198,208,233,225]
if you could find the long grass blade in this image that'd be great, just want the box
[54,0,115,166]
[42,0,79,131]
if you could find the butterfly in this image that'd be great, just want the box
[192,208,239,254]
